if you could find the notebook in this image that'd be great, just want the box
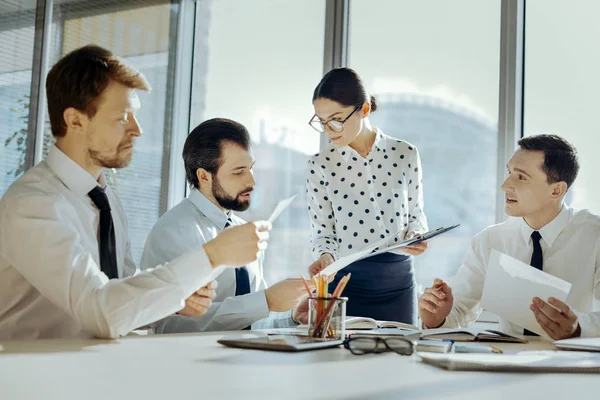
[421,327,527,343]
[415,340,453,353]
[217,335,343,352]
[350,328,422,340]
[554,338,600,352]
[345,316,419,330]
[419,351,600,373]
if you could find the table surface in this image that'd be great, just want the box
[0,328,597,400]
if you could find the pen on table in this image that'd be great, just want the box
[452,343,503,354]
[489,345,503,354]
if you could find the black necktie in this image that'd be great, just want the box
[524,231,543,336]
[225,218,251,330]
[224,219,251,297]
[88,186,118,279]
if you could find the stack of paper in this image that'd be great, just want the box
[554,338,600,352]
[420,351,600,373]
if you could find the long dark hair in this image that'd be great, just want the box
[312,67,377,112]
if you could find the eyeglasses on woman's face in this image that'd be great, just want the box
[308,105,361,134]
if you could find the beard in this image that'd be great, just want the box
[88,141,134,169]
[212,177,252,212]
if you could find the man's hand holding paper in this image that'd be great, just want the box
[530,296,580,340]
[481,249,575,338]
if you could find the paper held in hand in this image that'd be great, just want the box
[199,195,298,288]
[480,249,572,338]
[268,194,297,223]
[318,224,459,277]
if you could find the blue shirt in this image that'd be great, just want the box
[141,188,296,332]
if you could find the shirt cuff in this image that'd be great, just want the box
[312,246,338,261]
[408,221,428,235]
[167,245,224,297]
[288,309,300,326]
[239,289,270,321]
[574,310,599,338]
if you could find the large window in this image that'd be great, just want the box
[193,0,325,283]
[0,6,35,196]
[4,0,559,290]
[349,0,501,287]
[524,0,600,213]
[42,1,179,264]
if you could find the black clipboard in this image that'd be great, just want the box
[366,224,460,258]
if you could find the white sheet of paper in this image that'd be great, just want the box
[367,236,419,257]
[480,249,572,338]
[356,225,460,259]
[317,247,372,277]
[268,194,297,223]
[318,233,397,276]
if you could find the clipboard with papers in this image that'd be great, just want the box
[367,224,460,258]
[318,224,460,277]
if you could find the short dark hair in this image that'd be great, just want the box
[183,118,251,189]
[517,134,579,188]
[312,67,377,113]
[46,44,151,137]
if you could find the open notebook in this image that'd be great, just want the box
[346,316,419,331]
[421,327,527,343]
[419,351,600,373]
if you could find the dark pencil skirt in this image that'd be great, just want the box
[329,252,416,325]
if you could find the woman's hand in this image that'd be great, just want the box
[403,231,429,256]
[308,253,335,280]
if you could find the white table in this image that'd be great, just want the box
[0,330,597,400]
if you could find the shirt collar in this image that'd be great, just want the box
[336,128,385,162]
[520,204,572,247]
[188,188,231,230]
[45,145,105,197]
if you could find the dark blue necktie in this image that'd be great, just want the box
[524,231,543,336]
[88,186,118,279]
[224,219,251,297]
[225,218,251,330]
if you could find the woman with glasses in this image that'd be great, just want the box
[306,67,429,325]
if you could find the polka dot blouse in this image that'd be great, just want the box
[306,128,428,260]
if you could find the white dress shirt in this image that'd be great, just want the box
[0,146,215,340]
[446,205,600,338]
[307,128,428,260]
[140,188,296,333]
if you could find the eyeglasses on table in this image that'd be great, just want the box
[343,337,414,356]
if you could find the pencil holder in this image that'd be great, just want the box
[308,297,348,339]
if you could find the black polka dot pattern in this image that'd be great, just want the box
[306,130,428,259]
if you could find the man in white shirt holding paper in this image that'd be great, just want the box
[419,134,600,339]
[141,118,310,333]
[0,45,271,340]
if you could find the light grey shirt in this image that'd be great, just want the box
[141,188,296,333]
